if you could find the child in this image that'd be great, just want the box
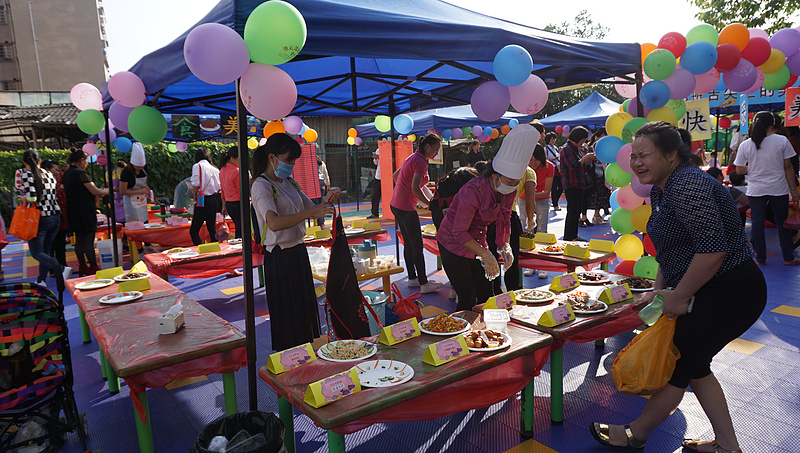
[728,170,749,227]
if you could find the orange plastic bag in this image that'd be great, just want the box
[611,316,680,395]
[8,201,40,242]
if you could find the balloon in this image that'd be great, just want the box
[562,130,569,138]
[621,117,649,144]
[723,59,759,92]
[176,141,187,152]
[70,83,102,111]
[481,134,491,142]
[244,0,307,65]
[615,75,638,99]
[625,96,651,118]
[663,66,696,99]
[240,63,297,120]
[167,143,178,153]
[658,32,687,58]
[640,43,657,66]
[770,28,800,58]
[471,81,510,121]
[300,123,308,134]
[304,128,318,143]
[508,118,519,128]
[640,80,670,109]
[108,102,133,133]
[183,23,250,85]
[452,128,463,139]
[443,129,453,141]
[606,162,633,188]
[760,48,787,74]
[98,128,116,143]
[615,234,644,261]
[718,23,750,51]
[493,44,533,87]
[347,137,355,145]
[686,24,719,45]
[490,128,500,139]
[393,114,414,134]
[616,143,633,173]
[89,154,99,164]
[563,125,571,134]
[762,65,791,90]
[784,73,798,89]
[614,260,637,276]
[509,74,549,114]
[595,135,624,163]
[375,115,391,133]
[82,142,98,156]
[108,71,146,108]
[76,109,105,135]
[348,128,358,138]
[643,234,657,256]
[718,117,732,128]
[609,189,620,210]
[500,124,510,134]
[693,68,721,95]
[482,126,492,137]
[354,137,362,146]
[127,105,168,145]
[740,37,772,67]
[472,125,483,136]
[714,43,742,72]
[681,41,719,75]
[247,137,258,149]
[617,184,645,210]
[609,208,635,234]
[787,51,800,76]
[633,256,659,279]
[666,99,687,123]
[643,48,677,80]
[749,28,769,40]
[555,125,563,134]
[647,107,678,125]
[263,120,286,138]
[631,175,653,197]
[606,112,634,138]
[283,116,303,135]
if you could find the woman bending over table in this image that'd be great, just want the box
[591,122,765,453]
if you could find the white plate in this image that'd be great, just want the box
[418,316,470,336]
[576,273,611,284]
[571,300,608,315]
[354,360,414,388]
[344,228,365,235]
[228,244,243,250]
[317,340,377,362]
[144,223,165,229]
[513,289,555,304]
[538,248,565,255]
[74,279,115,290]
[171,251,200,259]
[162,248,190,255]
[227,238,243,244]
[112,271,151,282]
[99,291,143,304]
[463,331,513,352]
[614,278,655,292]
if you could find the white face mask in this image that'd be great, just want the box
[495,175,517,194]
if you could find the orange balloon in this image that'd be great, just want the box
[347,127,358,138]
[501,124,511,134]
[718,23,749,51]
[263,120,286,138]
[303,128,318,143]
[490,128,500,139]
[640,43,657,67]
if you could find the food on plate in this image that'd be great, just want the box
[464,330,506,349]
[542,244,565,253]
[562,291,604,311]
[421,314,467,333]
[169,207,188,214]
[617,276,655,289]
[227,238,242,244]
[200,118,220,132]
[303,235,315,241]
[577,272,606,282]
[520,231,536,239]
[165,247,188,254]
[514,289,554,302]
[116,272,149,280]
[323,341,375,360]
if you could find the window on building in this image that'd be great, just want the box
[1,81,18,91]
[0,7,6,25]
[0,44,12,60]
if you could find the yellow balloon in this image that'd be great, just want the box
[347,127,358,138]
[646,107,677,125]
[304,128,318,143]
[605,112,634,138]
[631,205,652,233]
[407,134,416,142]
[614,234,644,261]
[760,48,786,74]
[346,136,355,145]
[247,137,258,149]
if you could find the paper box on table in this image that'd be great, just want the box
[119,278,151,292]
[96,266,124,280]
[351,220,367,229]
[588,239,615,253]
[198,242,221,254]
[519,236,535,250]
[564,243,590,259]
[156,311,185,334]
[378,318,420,345]
[550,272,580,292]
[304,368,361,408]
[537,304,575,327]
[307,226,321,235]
[363,222,381,231]
[314,229,332,239]
[423,336,469,366]
[484,291,516,309]
[483,308,511,333]
[534,233,557,244]
[266,343,317,374]
[598,284,632,304]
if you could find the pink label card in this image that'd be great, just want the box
[610,285,630,301]
[434,338,463,361]
[390,319,416,341]
[551,305,572,324]
[320,374,357,402]
[279,345,313,370]
[495,293,514,309]
[559,274,577,288]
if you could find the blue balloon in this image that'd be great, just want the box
[483,126,493,136]
[680,41,719,75]
[442,129,452,141]
[393,114,414,135]
[113,136,132,153]
[493,44,533,87]
[88,154,97,163]
[610,189,620,211]
[594,136,624,163]
[508,118,519,128]
[639,80,671,109]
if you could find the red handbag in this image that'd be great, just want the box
[784,202,800,231]
[390,283,423,322]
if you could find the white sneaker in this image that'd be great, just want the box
[448,288,457,299]
[538,270,548,279]
[62,266,73,281]
[407,277,421,287]
[523,268,535,276]
[420,281,443,294]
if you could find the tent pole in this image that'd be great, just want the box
[389,97,400,262]
[102,109,119,267]
[351,57,360,212]
[235,79,258,411]
[635,70,644,118]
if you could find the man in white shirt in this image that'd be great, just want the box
[368,136,386,218]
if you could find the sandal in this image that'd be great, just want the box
[589,422,646,451]
[593,216,605,224]
[682,439,742,453]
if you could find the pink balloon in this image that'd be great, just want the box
[509,74,548,114]
[240,63,297,120]
[354,137,362,146]
[108,71,146,108]
[750,28,769,40]
[563,125,571,133]
[616,143,633,173]
[470,81,510,122]
[184,23,250,85]
[742,68,765,94]
[98,128,116,143]
[82,142,98,156]
[663,66,696,99]
[70,83,102,111]
[283,115,303,135]
[615,75,637,98]
[617,184,644,210]
[631,175,654,197]
[693,68,721,95]
[108,102,133,132]
[176,141,187,152]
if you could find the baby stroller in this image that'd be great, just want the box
[0,258,88,452]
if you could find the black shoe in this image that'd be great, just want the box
[574,236,588,242]
[366,214,379,219]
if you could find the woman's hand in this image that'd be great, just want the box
[477,249,500,280]
[634,291,657,308]
[307,203,335,220]
[658,289,692,318]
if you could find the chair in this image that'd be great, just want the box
[0,260,88,452]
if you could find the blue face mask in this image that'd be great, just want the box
[273,159,294,179]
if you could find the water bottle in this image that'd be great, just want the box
[638,295,664,326]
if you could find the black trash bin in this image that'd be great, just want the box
[190,411,286,453]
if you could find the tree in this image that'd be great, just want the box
[544,10,609,40]
[687,0,800,34]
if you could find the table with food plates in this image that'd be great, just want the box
[304,228,391,247]
[65,273,247,453]
[259,310,553,453]
[311,264,405,295]
[122,219,235,262]
[141,240,263,280]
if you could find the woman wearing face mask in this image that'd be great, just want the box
[189,147,222,246]
[251,133,338,351]
[436,125,539,310]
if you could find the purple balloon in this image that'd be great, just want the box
[787,52,800,76]
[354,137,362,146]
[742,68,765,94]
[770,28,800,58]
[452,128,463,139]
[98,128,116,143]
[470,81,510,122]
[108,102,133,133]
[639,80,671,109]
[723,59,758,92]
[631,176,653,197]
[472,125,483,136]
[663,66,696,99]
[626,96,652,118]
[563,125,571,134]
[284,115,303,135]
[184,23,250,85]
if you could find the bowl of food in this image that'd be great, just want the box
[419,314,469,335]
[112,271,151,282]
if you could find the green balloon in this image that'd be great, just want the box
[244,1,307,65]
[462,127,472,137]
[128,106,167,145]
[633,256,660,279]
[686,24,719,46]
[609,207,635,235]
[762,65,790,91]
[167,143,178,153]
[666,99,686,123]
[375,115,392,133]
[606,162,633,188]
[643,49,677,81]
[621,99,630,112]
[77,109,105,135]
[621,117,649,144]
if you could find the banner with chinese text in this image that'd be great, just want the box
[680,99,712,141]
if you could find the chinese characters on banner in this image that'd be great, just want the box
[680,98,712,141]
[171,115,201,141]
[740,94,748,134]
[221,115,238,136]
[784,87,800,127]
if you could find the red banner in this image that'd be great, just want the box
[378,140,413,220]
[296,144,321,199]
[785,87,800,127]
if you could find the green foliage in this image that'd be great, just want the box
[688,0,799,35]
[544,10,609,40]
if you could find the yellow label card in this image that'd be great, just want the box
[534,233,557,244]
[550,272,580,292]
[422,224,437,234]
[130,261,148,273]
[422,335,469,366]
[588,239,615,253]
[363,222,381,231]
[351,220,367,229]
[564,243,590,259]
[96,266,124,280]
[307,226,321,235]
[378,318,420,345]
[485,291,516,309]
[519,237,535,250]
[266,343,316,374]
[314,229,332,239]
[598,284,632,304]
[537,304,576,327]
[198,242,221,254]
[119,278,151,292]
[304,368,360,408]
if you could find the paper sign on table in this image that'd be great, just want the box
[351,220,367,229]
[589,239,615,253]
[379,318,420,345]
[130,261,148,273]
[534,233,557,244]
[423,336,469,366]
[307,226,321,235]
[304,368,360,408]
[198,242,221,254]
[537,304,576,327]
[119,278,151,292]
[125,221,145,231]
[598,284,632,304]
[550,273,580,292]
[314,229,332,239]
[484,291,516,309]
[266,343,317,374]
[363,222,381,231]
[519,237,535,250]
[422,224,437,234]
[564,243,590,259]
[96,266,124,280]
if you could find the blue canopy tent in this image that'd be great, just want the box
[353,105,534,137]
[537,91,621,128]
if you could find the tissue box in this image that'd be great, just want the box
[157,311,185,334]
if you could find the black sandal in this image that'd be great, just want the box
[682,439,742,453]
[589,422,646,452]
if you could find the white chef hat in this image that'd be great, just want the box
[492,124,540,180]
[130,142,146,166]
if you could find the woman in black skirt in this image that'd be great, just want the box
[251,133,337,351]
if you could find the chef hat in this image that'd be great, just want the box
[492,124,540,180]
[130,142,146,167]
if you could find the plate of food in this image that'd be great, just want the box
[303,235,316,241]
[162,247,189,255]
[317,340,377,362]
[562,291,608,315]
[463,330,512,352]
[354,360,414,388]
[144,223,165,229]
[344,228,365,235]
[112,271,151,282]
[616,276,655,292]
[227,238,243,244]
[419,314,470,336]
[99,291,143,304]
[514,288,556,304]
[576,272,611,284]
[171,251,200,259]
[74,279,115,290]
[538,244,565,255]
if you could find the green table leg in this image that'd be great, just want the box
[519,379,534,438]
[134,391,155,453]
[278,397,296,453]
[258,265,266,287]
[517,266,523,288]
[222,373,238,415]
[164,274,169,283]
[550,348,564,425]
[98,349,108,380]
[601,262,609,271]
[327,430,346,453]
[79,310,91,344]
[101,350,120,394]
[595,339,605,348]
[437,255,442,270]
